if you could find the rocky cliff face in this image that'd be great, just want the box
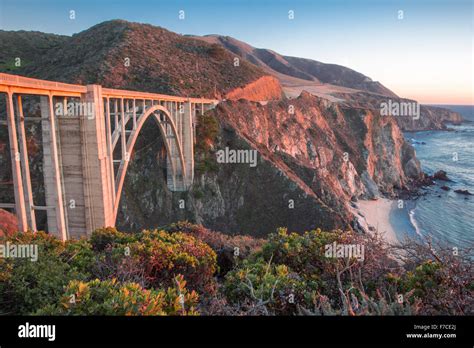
[117,91,423,236]
[336,91,464,131]
[225,76,283,101]
[117,116,350,237]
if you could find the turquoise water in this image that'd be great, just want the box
[399,105,474,248]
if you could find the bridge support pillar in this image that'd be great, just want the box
[79,85,115,235]
[6,92,28,232]
[41,95,67,240]
[182,101,194,188]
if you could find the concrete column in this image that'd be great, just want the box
[132,99,137,130]
[16,95,36,231]
[192,103,197,144]
[120,98,126,161]
[182,101,194,188]
[80,85,115,235]
[104,97,115,207]
[56,103,86,238]
[6,92,28,231]
[41,95,67,240]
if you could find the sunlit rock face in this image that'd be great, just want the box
[117,92,422,237]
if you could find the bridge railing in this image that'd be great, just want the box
[0,73,218,104]
[0,73,218,240]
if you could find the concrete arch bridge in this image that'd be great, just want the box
[0,73,218,240]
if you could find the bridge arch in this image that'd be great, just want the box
[113,104,186,221]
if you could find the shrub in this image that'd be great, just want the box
[166,221,264,275]
[195,112,220,174]
[224,257,313,315]
[36,274,199,316]
[90,227,136,251]
[398,260,443,298]
[89,227,218,293]
[93,244,146,286]
[208,44,227,59]
[134,230,217,293]
[0,231,90,314]
[195,112,219,154]
[261,228,340,274]
[63,238,96,275]
[298,291,421,316]
[257,228,344,294]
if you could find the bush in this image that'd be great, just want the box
[195,113,219,154]
[90,227,136,251]
[90,227,218,293]
[208,44,227,59]
[298,291,421,316]
[224,257,313,315]
[166,221,264,275]
[0,231,90,314]
[63,238,96,275]
[261,228,340,274]
[195,112,220,174]
[134,230,217,293]
[257,228,344,294]
[387,238,474,315]
[37,274,199,316]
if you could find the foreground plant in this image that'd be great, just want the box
[37,274,199,316]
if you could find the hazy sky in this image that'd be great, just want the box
[0,0,472,104]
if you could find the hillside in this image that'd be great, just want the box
[194,34,464,130]
[1,20,268,99]
[0,30,68,72]
[194,34,398,98]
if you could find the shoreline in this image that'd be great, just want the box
[353,198,404,245]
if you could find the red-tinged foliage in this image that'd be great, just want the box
[0,209,18,237]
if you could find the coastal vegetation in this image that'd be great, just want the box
[0,223,471,316]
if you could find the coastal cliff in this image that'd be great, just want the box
[117,90,423,236]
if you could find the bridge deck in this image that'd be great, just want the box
[0,73,218,104]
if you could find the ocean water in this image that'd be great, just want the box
[397,105,474,248]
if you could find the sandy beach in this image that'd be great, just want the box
[355,198,400,245]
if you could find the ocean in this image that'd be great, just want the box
[394,105,474,248]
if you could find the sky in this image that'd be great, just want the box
[0,0,472,104]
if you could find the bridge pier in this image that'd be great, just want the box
[5,91,28,232]
[183,101,194,187]
[40,95,67,240]
[79,85,115,236]
[16,95,36,231]
[40,86,115,240]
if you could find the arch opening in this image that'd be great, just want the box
[113,104,187,223]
